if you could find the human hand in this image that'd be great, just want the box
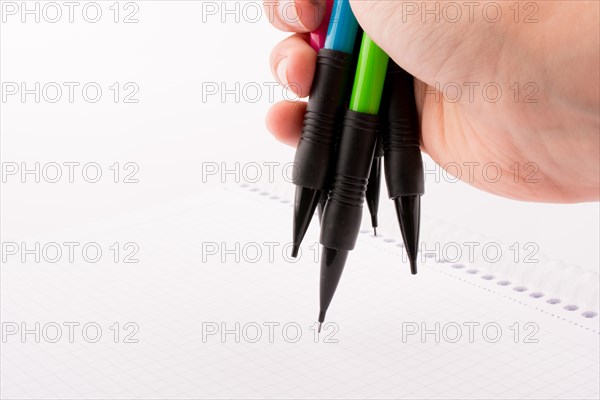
[265,0,600,202]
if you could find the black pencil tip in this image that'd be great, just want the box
[318,322,322,334]
[318,310,326,323]
[319,248,348,325]
[293,187,321,254]
[394,195,421,275]
[291,244,300,258]
[366,156,382,234]
[371,215,378,231]
[410,258,418,275]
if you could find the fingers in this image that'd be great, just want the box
[348,0,503,86]
[266,101,307,147]
[267,26,317,146]
[270,33,316,98]
[264,0,327,32]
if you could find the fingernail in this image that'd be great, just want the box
[276,57,289,87]
[278,0,307,30]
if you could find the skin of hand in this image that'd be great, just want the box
[264,0,600,203]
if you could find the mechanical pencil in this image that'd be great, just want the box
[292,0,360,258]
[381,61,425,275]
[317,33,389,330]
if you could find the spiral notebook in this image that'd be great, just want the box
[1,183,599,399]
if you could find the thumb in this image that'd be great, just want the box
[349,0,509,87]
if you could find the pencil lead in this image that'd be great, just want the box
[374,227,377,236]
[318,322,322,334]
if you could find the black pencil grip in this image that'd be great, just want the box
[382,62,425,198]
[320,110,379,251]
[293,49,355,190]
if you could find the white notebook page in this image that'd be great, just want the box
[1,184,598,399]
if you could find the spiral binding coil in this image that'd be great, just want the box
[253,180,599,322]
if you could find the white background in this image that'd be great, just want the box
[1,1,599,399]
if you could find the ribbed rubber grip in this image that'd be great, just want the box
[293,49,355,189]
[381,62,425,198]
[320,110,379,251]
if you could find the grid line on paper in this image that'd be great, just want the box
[1,186,599,399]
